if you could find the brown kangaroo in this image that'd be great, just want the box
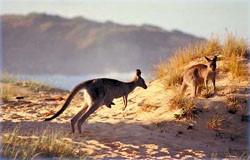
[44,69,147,134]
[181,56,217,97]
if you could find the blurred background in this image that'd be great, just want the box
[0,0,249,90]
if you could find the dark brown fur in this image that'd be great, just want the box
[45,69,147,134]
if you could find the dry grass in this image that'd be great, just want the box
[169,94,188,110]
[211,151,249,159]
[0,72,17,83]
[0,84,26,101]
[155,36,221,88]
[0,72,53,101]
[170,94,198,119]
[200,87,214,99]
[141,103,159,112]
[220,33,248,80]
[225,95,247,114]
[222,54,248,80]
[207,115,225,132]
[155,33,249,88]
[1,84,15,101]
[1,126,84,159]
[15,81,52,91]
[222,33,248,58]
[228,84,241,94]
[0,81,52,102]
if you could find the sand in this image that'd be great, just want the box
[1,60,249,159]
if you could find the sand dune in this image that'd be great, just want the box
[1,59,249,159]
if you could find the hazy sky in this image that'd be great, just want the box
[1,0,249,39]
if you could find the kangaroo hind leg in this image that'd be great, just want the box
[180,82,188,96]
[197,85,202,95]
[212,78,216,94]
[71,102,88,133]
[77,99,104,134]
[192,84,198,97]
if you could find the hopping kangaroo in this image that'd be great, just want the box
[181,56,217,97]
[44,69,147,134]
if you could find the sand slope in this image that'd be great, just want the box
[1,61,249,159]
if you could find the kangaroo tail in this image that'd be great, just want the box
[44,82,86,121]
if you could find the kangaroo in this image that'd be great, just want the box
[44,69,147,134]
[181,56,217,97]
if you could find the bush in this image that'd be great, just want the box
[170,94,198,119]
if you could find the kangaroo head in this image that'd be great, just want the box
[134,69,147,89]
[205,56,217,71]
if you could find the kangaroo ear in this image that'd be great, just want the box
[136,69,141,76]
[213,56,217,61]
[205,56,211,62]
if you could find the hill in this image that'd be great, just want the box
[2,13,205,75]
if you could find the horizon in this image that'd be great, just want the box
[1,0,249,39]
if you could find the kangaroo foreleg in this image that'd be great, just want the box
[204,78,208,92]
[123,95,128,110]
[106,101,115,108]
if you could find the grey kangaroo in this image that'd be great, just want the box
[44,69,147,134]
[181,56,217,97]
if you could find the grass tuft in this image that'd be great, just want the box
[221,33,249,79]
[170,94,198,120]
[200,87,214,99]
[207,115,225,132]
[141,103,159,112]
[15,81,52,91]
[222,53,248,80]
[0,72,17,83]
[0,84,25,101]
[1,126,83,159]
[225,95,247,114]
[222,33,248,58]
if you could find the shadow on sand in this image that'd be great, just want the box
[1,117,237,159]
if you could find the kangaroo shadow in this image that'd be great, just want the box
[0,118,236,159]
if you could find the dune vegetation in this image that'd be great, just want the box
[154,33,249,88]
